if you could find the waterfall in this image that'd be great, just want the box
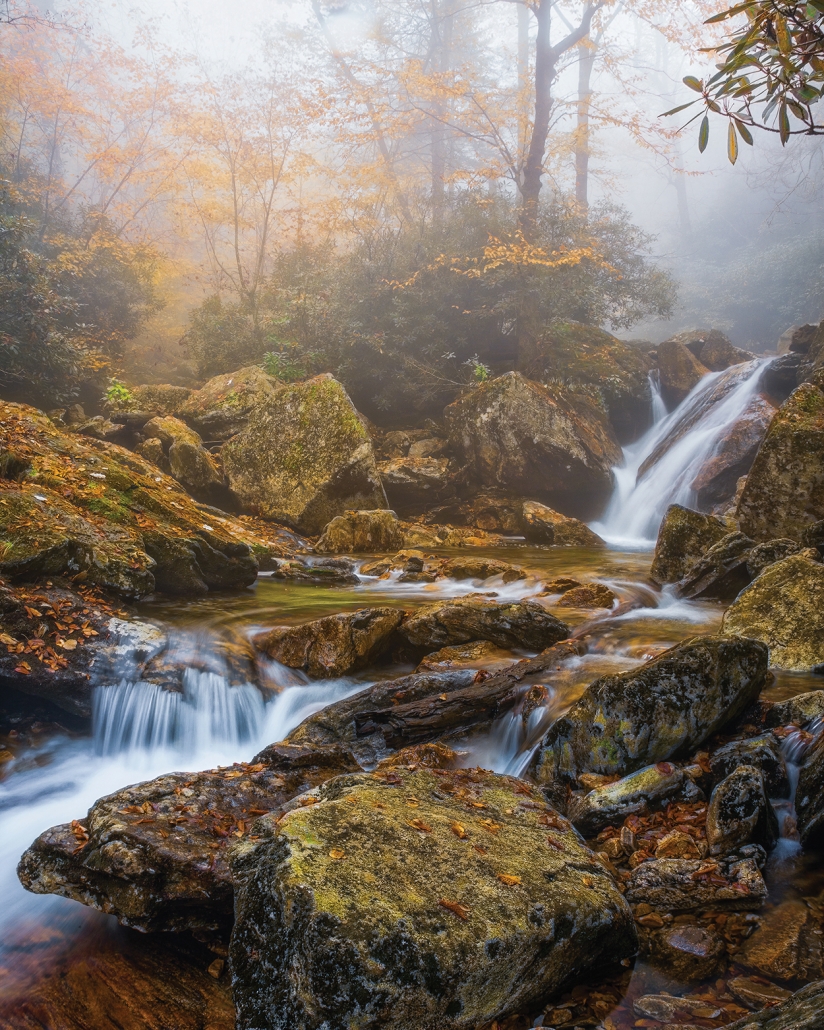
[594,361,769,547]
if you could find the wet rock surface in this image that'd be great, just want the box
[521,499,606,546]
[705,765,778,855]
[315,509,403,553]
[656,338,711,408]
[399,595,570,651]
[567,763,685,836]
[676,531,755,600]
[724,980,824,1029]
[625,855,767,911]
[650,504,733,584]
[229,767,637,1030]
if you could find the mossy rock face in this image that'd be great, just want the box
[177,366,280,441]
[533,636,768,786]
[223,376,387,535]
[722,554,824,671]
[315,510,404,554]
[736,384,824,542]
[108,384,192,416]
[528,321,653,443]
[229,767,637,1030]
[650,504,733,585]
[444,372,621,521]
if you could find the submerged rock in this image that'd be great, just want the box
[222,375,387,534]
[625,855,767,911]
[229,767,637,1030]
[737,900,823,983]
[650,505,732,585]
[646,923,726,982]
[722,554,824,671]
[521,500,606,547]
[555,582,616,609]
[18,743,360,937]
[723,980,824,1029]
[444,372,621,519]
[415,640,518,673]
[253,607,403,678]
[314,509,403,554]
[177,365,280,441]
[705,765,778,856]
[567,762,685,836]
[399,596,569,651]
[533,636,767,785]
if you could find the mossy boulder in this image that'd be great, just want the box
[670,328,752,373]
[722,554,824,670]
[656,338,711,408]
[142,416,224,499]
[676,531,754,601]
[222,375,387,534]
[444,372,622,521]
[105,384,193,417]
[527,320,653,442]
[650,504,733,584]
[315,509,404,554]
[399,596,569,651]
[533,636,768,786]
[229,767,637,1030]
[177,365,280,441]
[521,500,605,547]
[737,383,824,542]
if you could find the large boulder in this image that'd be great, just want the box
[314,510,404,553]
[676,329,752,372]
[533,636,768,785]
[229,767,637,1030]
[656,338,710,408]
[676,531,754,600]
[444,372,621,520]
[399,596,570,651]
[737,383,824,541]
[649,504,732,584]
[176,365,280,441]
[18,744,359,938]
[521,500,605,546]
[141,416,224,498]
[253,608,403,678]
[377,456,452,511]
[705,765,778,856]
[222,375,387,534]
[722,554,824,670]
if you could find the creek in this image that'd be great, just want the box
[1,361,822,1029]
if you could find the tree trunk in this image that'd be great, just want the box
[518,0,553,241]
[575,36,596,211]
[430,0,454,231]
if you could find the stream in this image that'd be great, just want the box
[2,359,823,1028]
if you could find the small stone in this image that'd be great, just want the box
[207,958,224,979]
[655,829,701,860]
[633,994,720,1022]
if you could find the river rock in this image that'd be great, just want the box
[556,582,616,608]
[415,640,518,673]
[177,365,280,441]
[567,762,685,836]
[399,596,570,651]
[650,505,733,584]
[738,901,823,982]
[377,457,451,510]
[625,855,767,911]
[722,555,824,670]
[711,735,789,796]
[533,636,767,785]
[765,691,824,729]
[656,338,710,408]
[141,416,224,499]
[646,923,726,981]
[724,979,824,1029]
[795,733,824,843]
[444,372,621,519]
[634,994,721,1022]
[17,743,360,937]
[691,394,776,509]
[314,509,403,554]
[706,765,778,856]
[253,608,403,678]
[269,556,359,584]
[105,383,193,418]
[521,500,606,546]
[440,557,525,582]
[746,538,804,577]
[222,375,387,534]
[229,766,637,1030]
[676,531,754,600]
[737,383,824,542]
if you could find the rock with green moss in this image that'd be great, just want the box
[253,607,403,678]
[105,384,193,417]
[521,500,605,546]
[176,365,280,441]
[656,338,711,408]
[722,554,824,670]
[445,372,622,520]
[650,504,733,584]
[737,384,824,541]
[399,595,569,651]
[315,509,403,554]
[567,762,686,836]
[142,416,224,499]
[222,376,387,534]
[533,636,767,786]
[229,766,638,1030]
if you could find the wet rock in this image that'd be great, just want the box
[650,505,733,585]
[521,500,606,546]
[655,829,703,859]
[626,855,767,911]
[376,741,460,770]
[268,556,359,584]
[440,557,525,582]
[315,509,403,554]
[415,640,518,674]
[444,372,621,520]
[725,980,824,1029]
[18,743,360,937]
[699,334,754,372]
[746,538,805,578]
[634,994,721,1021]
[722,555,824,671]
[253,608,403,678]
[142,530,257,596]
[222,375,387,534]
[142,416,224,498]
[556,582,616,608]
[737,901,823,982]
[399,595,569,651]
[737,383,824,542]
[176,366,280,441]
[795,733,824,843]
[657,338,711,408]
[691,395,776,510]
[711,735,789,797]
[760,352,805,405]
[706,765,778,856]
[676,531,754,601]
[533,636,767,785]
[377,456,451,510]
[541,576,582,594]
[229,767,637,1030]
[647,923,726,981]
[729,976,795,1013]
[567,762,685,836]
[765,691,824,729]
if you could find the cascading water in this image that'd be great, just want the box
[594,360,771,547]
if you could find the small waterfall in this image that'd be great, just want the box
[594,360,769,546]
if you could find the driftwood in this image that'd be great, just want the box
[354,639,585,747]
